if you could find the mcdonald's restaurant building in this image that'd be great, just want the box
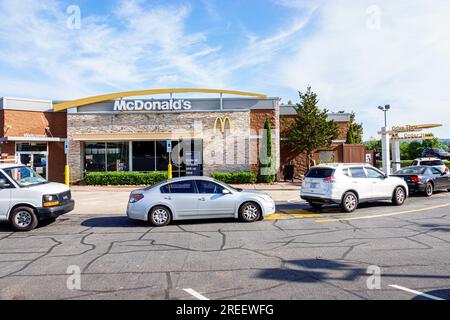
[1,91,353,183]
[1,91,283,183]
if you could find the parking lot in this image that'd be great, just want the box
[1,189,450,300]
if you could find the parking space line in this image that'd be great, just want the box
[183,288,210,300]
[389,285,445,300]
[315,202,450,223]
[266,211,322,220]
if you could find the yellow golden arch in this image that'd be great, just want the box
[53,88,268,112]
[214,117,233,134]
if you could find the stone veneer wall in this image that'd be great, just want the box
[67,112,252,181]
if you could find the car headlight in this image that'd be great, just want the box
[43,195,60,207]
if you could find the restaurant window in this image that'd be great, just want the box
[84,142,129,173]
[156,141,169,171]
[133,142,156,172]
[16,143,48,152]
[107,143,129,172]
[85,142,106,172]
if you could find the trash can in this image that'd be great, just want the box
[283,165,295,182]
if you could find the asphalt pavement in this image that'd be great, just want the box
[0,190,449,300]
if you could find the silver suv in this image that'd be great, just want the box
[301,163,409,212]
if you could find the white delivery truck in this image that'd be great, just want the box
[0,164,74,231]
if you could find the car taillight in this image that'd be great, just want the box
[411,176,420,182]
[129,194,144,203]
[324,176,336,183]
[445,167,449,174]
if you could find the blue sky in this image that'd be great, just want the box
[0,0,449,139]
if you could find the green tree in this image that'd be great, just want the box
[346,112,364,144]
[258,118,276,183]
[422,138,444,150]
[400,142,410,159]
[286,87,340,170]
[364,138,381,151]
[407,141,425,159]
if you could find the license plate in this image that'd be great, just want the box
[309,183,319,189]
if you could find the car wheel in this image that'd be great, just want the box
[149,206,172,227]
[308,202,323,210]
[392,187,406,206]
[424,183,434,197]
[239,202,262,222]
[10,207,39,231]
[341,192,358,213]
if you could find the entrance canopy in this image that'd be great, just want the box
[0,137,66,142]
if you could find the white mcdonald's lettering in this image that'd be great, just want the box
[114,99,192,111]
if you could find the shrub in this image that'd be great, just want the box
[211,172,257,184]
[84,172,168,186]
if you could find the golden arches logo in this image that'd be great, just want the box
[214,117,232,134]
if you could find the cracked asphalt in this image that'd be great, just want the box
[0,190,450,300]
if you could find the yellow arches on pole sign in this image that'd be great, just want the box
[53,88,268,112]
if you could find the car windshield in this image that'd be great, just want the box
[2,166,48,187]
[396,167,426,175]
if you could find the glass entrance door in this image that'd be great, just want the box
[16,143,49,180]
[17,153,48,179]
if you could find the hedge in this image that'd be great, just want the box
[211,171,257,184]
[85,172,168,186]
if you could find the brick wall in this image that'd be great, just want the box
[1,110,67,138]
[48,142,66,183]
[0,110,67,182]
[280,115,349,141]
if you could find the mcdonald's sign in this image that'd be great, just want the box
[213,117,232,134]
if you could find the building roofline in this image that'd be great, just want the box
[53,89,270,111]
[1,97,52,104]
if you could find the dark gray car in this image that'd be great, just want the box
[393,166,450,197]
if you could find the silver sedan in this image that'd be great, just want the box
[127,177,276,226]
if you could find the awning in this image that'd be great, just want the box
[72,132,203,142]
[0,137,66,142]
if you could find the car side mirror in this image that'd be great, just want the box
[222,189,231,195]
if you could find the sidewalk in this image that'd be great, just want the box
[70,181,301,192]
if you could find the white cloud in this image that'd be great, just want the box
[0,0,228,99]
[275,0,450,139]
[0,0,310,100]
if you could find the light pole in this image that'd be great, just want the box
[378,104,391,175]
[378,104,390,128]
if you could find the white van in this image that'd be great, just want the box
[0,164,74,231]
